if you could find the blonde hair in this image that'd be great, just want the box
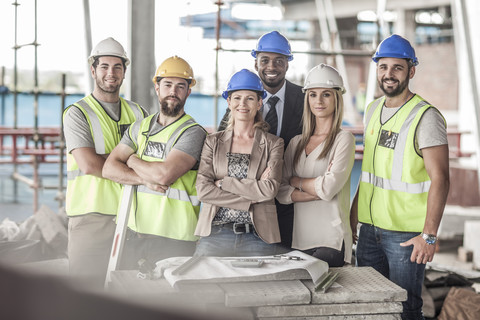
[293,88,344,166]
[225,92,269,132]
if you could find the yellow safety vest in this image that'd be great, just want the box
[358,94,444,232]
[126,113,205,241]
[64,94,145,216]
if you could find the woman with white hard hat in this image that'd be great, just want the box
[194,69,288,257]
[277,64,356,267]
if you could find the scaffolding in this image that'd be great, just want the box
[1,0,67,213]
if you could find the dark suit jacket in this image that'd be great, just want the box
[195,128,284,244]
[218,80,304,149]
[217,80,304,248]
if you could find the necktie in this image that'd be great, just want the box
[265,96,279,135]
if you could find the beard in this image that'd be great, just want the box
[160,95,185,117]
[259,75,284,90]
[378,75,410,98]
[95,77,122,94]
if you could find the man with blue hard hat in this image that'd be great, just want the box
[219,31,304,248]
[219,31,303,147]
[350,34,449,319]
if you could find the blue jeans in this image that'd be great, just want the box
[356,224,425,320]
[194,224,289,257]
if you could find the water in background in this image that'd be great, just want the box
[0,92,228,128]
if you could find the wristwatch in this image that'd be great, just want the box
[218,179,223,189]
[421,233,437,245]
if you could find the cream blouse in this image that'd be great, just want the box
[277,129,355,263]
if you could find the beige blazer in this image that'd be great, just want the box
[195,128,284,244]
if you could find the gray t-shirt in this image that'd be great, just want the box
[381,105,448,155]
[121,113,207,162]
[63,98,148,154]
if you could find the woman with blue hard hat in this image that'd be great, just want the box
[194,69,288,257]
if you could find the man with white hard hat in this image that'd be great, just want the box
[63,37,147,287]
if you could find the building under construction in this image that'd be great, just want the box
[1,0,480,319]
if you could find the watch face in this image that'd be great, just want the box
[422,233,436,245]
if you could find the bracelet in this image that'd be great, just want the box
[298,178,303,192]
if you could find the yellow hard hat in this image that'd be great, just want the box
[152,56,196,88]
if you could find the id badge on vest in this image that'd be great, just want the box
[144,141,166,159]
[378,129,399,149]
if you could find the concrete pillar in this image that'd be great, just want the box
[393,8,416,42]
[127,0,156,113]
[464,221,480,269]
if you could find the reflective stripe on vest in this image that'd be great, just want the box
[137,185,200,206]
[128,113,202,240]
[76,99,106,154]
[67,169,84,181]
[65,96,145,216]
[360,171,431,194]
[361,100,429,190]
[358,95,434,231]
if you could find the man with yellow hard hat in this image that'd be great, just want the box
[103,56,207,268]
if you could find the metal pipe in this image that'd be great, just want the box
[12,0,19,201]
[83,0,93,94]
[217,48,374,57]
[33,0,39,147]
[1,66,5,125]
[58,73,67,208]
[11,172,35,187]
[458,0,480,197]
[213,1,224,131]
[33,0,40,213]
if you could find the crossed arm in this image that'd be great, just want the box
[196,135,284,212]
[102,143,197,192]
[71,147,108,178]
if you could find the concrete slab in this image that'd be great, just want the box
[254,302,403,317]
[220,280,311,307]
[108,270,252,320]
[109,270,225,305]
[257,315,401,320]
[306,267,407,304]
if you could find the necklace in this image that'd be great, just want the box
[388,92,413,136]
[371,92,413,136]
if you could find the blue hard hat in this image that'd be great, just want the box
[251,31,294,61]
[222,69,267,100]
[372,34,419,66]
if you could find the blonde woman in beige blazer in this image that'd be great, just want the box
[194,69,288,257]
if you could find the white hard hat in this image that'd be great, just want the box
[88,37,130,66]
[303,63,346,94]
